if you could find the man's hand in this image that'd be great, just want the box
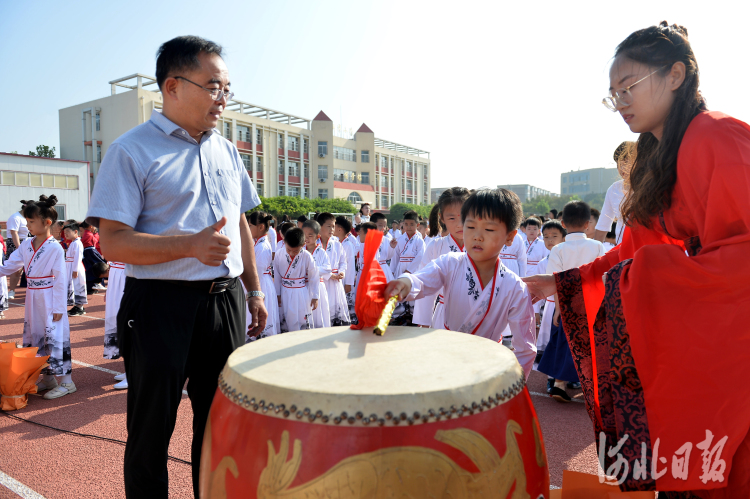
[246,296,268,337]
[345,284,351,293]
[52,313,62,322]
[521,274,556,304]
[311,298,319,311]
[72,271,78,278]
[390,238,398,248]
[384,277,411,301]
[191,217,231,267]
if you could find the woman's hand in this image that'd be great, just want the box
[521,274,556,304]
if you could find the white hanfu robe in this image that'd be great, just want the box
[413,235,464,327]
[246,235,280,341]
[524,237,549,314]
[403,252,537,379]
[535,255,554,352]
[65,237,87,306]
[0,237,72,375]
[341,234,357,322]
[103,262,126,359]
[500,232,527,277]
[274,247,319,333]
[309,245,332,329]
[389,232,425,322]
[377,232,395,283]
[0,268,7,314]
[322,237,351,326]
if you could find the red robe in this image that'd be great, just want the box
[557,111,750,496]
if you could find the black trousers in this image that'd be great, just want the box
[118,277,245,499]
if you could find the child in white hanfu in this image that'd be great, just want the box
[413,187,470,328]
[247,211,280,340]
[0,195,77,399]
[302,220,332,329]
[370,213,395,283]
[386,188,537,380]
[103,260,127,389]
[388,210,426,324]
[274,228,319,333]
[317,213,351,326]
[335,217,358,323]
[63,221,88,316]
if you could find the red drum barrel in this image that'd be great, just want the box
[200,326,549,498]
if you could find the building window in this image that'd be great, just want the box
[288,136,299,152]
[423,182,427,193]
[255,183,263,197]
[241,154,252,171]
[256,129,263,145]
[238,125,251,143]
[224,122,231,139]
[348,192,363,203]
[360,172,370,185]
[288,162,300,177]
[303,138,308,154]
[563,187,568,194]
[381,156,388,168]
[334,146,356,162]
[278,133,284,150]
[279,186,285,196]
[406,179,413,191]
[333,168,355,182]
[406,161,413,174]
[304,188,309,198]
[289,186,299,197]
[0,170,80,189]
[256,157,263,173]
[562,177,567,183]
[380,176,388,187]
[318,141,328,157]
[318,165,328,180]
[424,164,428,177]
[95,114,100,131]
[361,150,369,163]
[56,204,66,220]
[381,195,389,208]
[278,159,284,171]
[97,145,101,163]
[319,189,328,199]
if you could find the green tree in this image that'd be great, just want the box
[387,203,434,223]
[248,196,356,219]
[28,145,56,158]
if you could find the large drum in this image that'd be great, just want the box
[200,326,549,499]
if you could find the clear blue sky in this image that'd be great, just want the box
[2,0,748,193]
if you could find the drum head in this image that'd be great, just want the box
[220,326,525,426]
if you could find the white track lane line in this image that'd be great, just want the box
[0,470,47,499]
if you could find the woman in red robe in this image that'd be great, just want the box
[525,22,750,498]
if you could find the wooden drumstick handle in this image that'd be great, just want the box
[374,296,398,336]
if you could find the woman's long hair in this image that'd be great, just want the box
[617,21,707,228]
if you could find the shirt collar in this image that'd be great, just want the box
[150,110,216,142]
[565,232,588,241]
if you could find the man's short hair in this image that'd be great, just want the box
[335,216,352,233]
[402,211,419,222]
[542,219,567,237]
[562,200,591,228]
[461,188,523,231]
[370,212,387,224]
[284,228,305,248]
[590,207,600,222]
[279,222,294,236]
[155,36,224,90]
[317,212,335,225]
[302,220,321,235]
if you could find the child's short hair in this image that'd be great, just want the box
[284,228,305,248]
[525,217,542,228]
[461,188,523,231]
[370,212,387,224]
[542,219,567,237]
[391,220,400,225]
[63,219,80,232]
[335,216,352,233]
[302,220,321,235]
[590,208,600,222]
[360,222,377,236]
[418,221,427,228]
[520,220,528,229]
[92,261,110,277]
[606,221,617,240]
[317,212,335,225]
[562,200,591,228]
[297,215,308,224]
[402,211,419,222]
[279,222,294,236]
[22,195,59,223]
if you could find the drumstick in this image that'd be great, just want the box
[374,296,398,336]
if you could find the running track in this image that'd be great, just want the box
[0,288,599,498]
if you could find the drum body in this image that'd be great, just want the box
[200,326,549,499]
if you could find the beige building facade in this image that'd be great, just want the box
[59,74,431,210]
[560,168,621,196]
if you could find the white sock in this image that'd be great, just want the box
[59,374,72,384]
[41,374,56,384]
[554,380,566,390]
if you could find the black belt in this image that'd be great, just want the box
[128,276,238,294]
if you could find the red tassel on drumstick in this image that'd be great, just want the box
[349,229,396,335]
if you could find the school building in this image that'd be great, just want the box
[496,184,556,203]
[0,153,90,239]
[58,74,431,211]
[560,168,620,196]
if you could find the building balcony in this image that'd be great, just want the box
[237,140,252,151]
[256,144,263,153]
[304,153,309,162]
[288,150,300,160]
[278,148,284,157]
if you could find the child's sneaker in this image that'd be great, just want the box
[36,377,59,392]
[68,306,85,316]
[113,373,126,381]
[113,378,128,390]
[44,382,76,399]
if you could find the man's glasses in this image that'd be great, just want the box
[175,76,234,102]
[602,66,667,112]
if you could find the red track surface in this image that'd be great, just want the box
[0,288,599,498]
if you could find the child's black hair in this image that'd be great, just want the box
[460,188,523,231]
[427,204,440,237]
[437,187,470,217]
[590,207,600,222]
[335,216,352,233]
[520,220,528,229]
[561,200,591,229]
[359,222,377,236]
[22,195,59,224]
[302,220,321,235]
[284,227,305,248]
[370,212,387,224]
[402,210,419,222]
[549,209,558,219]
[606,221,617,240]
[542,219,567,237]
[418,220,427,227]
[279,222,294,236]
[63,219,80,232]
[297,215,308,224]
[92,261,110,277]
[317,212,335,225]
[248,211,273,232]
[391,220,400,225]
[525,217,542,228]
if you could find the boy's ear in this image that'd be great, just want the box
[504,229,518,247]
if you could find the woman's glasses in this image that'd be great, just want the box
[602,66,667,112]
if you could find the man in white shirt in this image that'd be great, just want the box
[594,141,635,245]
[6,201,30,299]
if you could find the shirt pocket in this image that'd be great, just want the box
[217,169,241,205]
